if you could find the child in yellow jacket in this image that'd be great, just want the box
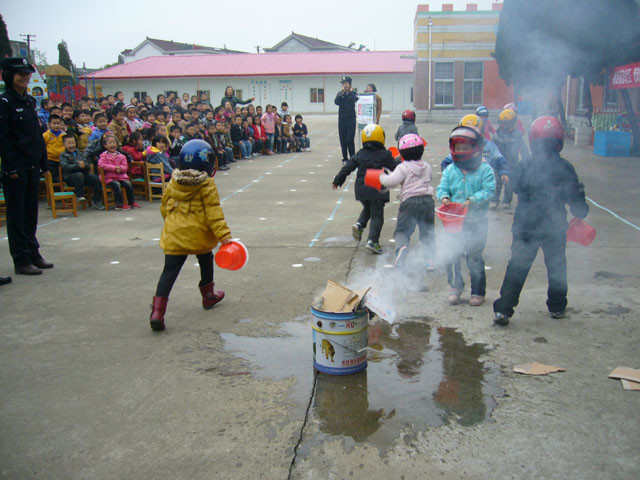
[42,114,66,175]
[150,139,232,331]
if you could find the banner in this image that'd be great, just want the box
[610,62,640,90]
[356,93,376,126]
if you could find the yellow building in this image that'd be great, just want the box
[414,3,512,111]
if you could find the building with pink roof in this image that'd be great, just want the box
[81,51,415,113]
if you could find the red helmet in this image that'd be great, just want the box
[529,116,564,152]
[449,126,483,166]
[402,110,416,122]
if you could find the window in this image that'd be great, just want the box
[463,62,483,106]
[434,62,454,106]
[310,88,325,104]
[410,87,414,103]
[133,91,147,101]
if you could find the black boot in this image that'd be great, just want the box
[15,264,42,275]
[33,255,54,269]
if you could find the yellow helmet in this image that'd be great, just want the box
[459,114,483,130]
[499,108,517,122]
[361,124,385,146]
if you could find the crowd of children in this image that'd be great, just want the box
[333,103,588,326]
[37,88,311,209]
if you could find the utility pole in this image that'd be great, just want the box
[20,33,36,63]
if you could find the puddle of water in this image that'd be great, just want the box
[221,318,501,450]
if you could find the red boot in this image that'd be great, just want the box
[199,282,225,310]
[150,296,168,331]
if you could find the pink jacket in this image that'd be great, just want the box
[98,151,129,183]
[261,112,275,134]
[380,159,433,203]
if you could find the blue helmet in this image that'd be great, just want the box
[178,139,215,175]
[475,105,489,117]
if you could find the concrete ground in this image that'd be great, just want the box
[1,116,638,480]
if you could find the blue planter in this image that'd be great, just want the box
[593,131,632,157]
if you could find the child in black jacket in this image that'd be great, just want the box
[332,124,398,254]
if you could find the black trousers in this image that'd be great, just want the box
[107,180,134,206]
[155,252,214,297]
[394,195,435,252]
[494,233,568,317]
[357,199,385,243]
[445,218,488,296]
[2,168,41,267]
[64,172,102,201]
[338,120,356,161]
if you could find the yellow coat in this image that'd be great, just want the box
[159,169,231,255]
[42,129,65,162]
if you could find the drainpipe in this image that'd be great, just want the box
[428,16,433,112]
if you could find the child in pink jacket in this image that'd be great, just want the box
[379,134,434,267]
[98,134,139,210]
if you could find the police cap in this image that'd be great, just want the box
[0,57,36,73]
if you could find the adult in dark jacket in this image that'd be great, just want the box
[219,86,254,109]
[493,116,589,326]
[334,76,359,163]
[333,124,398,254]
[0,57,54,277]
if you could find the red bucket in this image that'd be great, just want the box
[567,218,596,246]
[364,169,384,191]
[436,203,468,232]
[215,240,249,270]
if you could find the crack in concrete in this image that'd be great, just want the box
[287,371,318,480]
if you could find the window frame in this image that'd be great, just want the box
[310,87,325,104]
[463,62,483,107]
[434,62,455,107]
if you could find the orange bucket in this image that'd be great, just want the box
[436,203,468,232]
[567,218,596,246]
[215,240,249,270]
[364,169,384,191]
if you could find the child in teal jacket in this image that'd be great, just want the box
[436,126,495,306]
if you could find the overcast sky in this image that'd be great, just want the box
[3,0,497,68]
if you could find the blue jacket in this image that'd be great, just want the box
[436,162,496,218]
[88,128,108,143]
[441,139,507,177]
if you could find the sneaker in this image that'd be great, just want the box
[469,295,485,306]
[121,204,132,211]
[218,164,230,171]
[365,240,383,255]
[351,223,363,242]
[393,245,408,267]
[550,310,565,319]
[448,288,461,305]
[131,202,142,208]
[493,312,511,326]
[93,202,105,211]
[77,196,87,202]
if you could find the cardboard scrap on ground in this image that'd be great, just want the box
[318,280,370,313]
[513,362,566,376]
[608,366,640,391]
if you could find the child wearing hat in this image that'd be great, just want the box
[149,139,232,332]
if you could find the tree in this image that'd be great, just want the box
[57,40,74,76]
[0,14,12,59]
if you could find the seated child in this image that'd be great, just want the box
[169,125,183,163]
[144,135,174,176]
[379,134,434,267]
[293,114,310,151]
[273,115,284,153]
[86,112,110,170]
[74,110,93,152]
[230,115,252,159]
[98,134,140,210]
[108,107,128,146]
[42,114,66,178]
[122,131,145,177]
[252,116,267,154]
[395,110,418,142]
[60,134,103,209]
[214,121,234,170]
[282,115,296,152]
[149,139,232,331]
[436,125,495,306]
[243,118,255,155]
[332,125,398,254]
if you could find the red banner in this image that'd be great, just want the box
[610,62,640,90]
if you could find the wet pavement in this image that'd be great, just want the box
[222,317,501,451]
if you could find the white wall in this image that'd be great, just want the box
[91,74,413,114]
[124,43,163,63]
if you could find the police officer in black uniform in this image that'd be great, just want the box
[0,57,54,276]
[334,75,358,163]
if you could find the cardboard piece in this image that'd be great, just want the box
[318,281,370,313]
[513,362,566,376]
[608,366,640,383]
[621,379,640,391]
